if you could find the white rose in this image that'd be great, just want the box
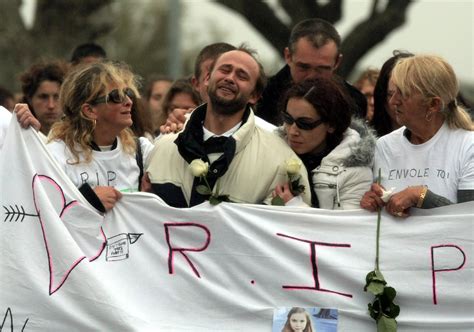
[189,159,209,177]
[380,187,396,203]
[285,158,302,176]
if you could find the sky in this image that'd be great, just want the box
[181,0,473,84]
[20,0,473,84]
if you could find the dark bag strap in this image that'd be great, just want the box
[135,137,144,191]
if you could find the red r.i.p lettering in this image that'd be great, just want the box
[164,222,211,278]
[431,244,466,305]
[277,232,352,298]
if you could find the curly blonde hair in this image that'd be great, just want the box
[49,61,141,164]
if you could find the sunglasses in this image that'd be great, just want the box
[281,111,324,130]
[90,88,136,105]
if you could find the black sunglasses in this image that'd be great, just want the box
[281,111,324,130]
[90,88,135,105]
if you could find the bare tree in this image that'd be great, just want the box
[215,0,413,78]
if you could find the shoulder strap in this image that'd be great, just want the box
[135,137,144,191]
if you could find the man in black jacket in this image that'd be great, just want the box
[256,18,366,125]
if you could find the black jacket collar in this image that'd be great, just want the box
[174,104,251,164]
[174,104,252,206]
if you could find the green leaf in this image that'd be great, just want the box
[386,303,400,319]
[364,271,386,293]
[366,270,377,284]
[374,270,386,282]
[209,196,221,205]
[377,315,397,332]
[288,174,300,182]
[383,286,397,302]
[366,281,385,295]
[365,270,386,284]
[379,288,396,308]
[290,179,299,187]
[289,177,305,196]
[217,195,231,202]
[271,196,285,206]
[368,303,378,320]
[196,185,211,195]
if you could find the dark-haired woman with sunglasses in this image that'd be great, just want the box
[274,77,376,209]
[47,60,154,212]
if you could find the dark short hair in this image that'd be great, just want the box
[289,18,341,54]
[194,42,236,80]
[281,77,352,148]
[143,74,173,100]
[70,42,107,64]
[0,85,14,107]
[19,60,68,100]
[161,78,201,114]
[209,44,267,102]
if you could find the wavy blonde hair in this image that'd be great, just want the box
[391,55,473,131]
[49,61,141,164]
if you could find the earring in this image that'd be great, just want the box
[425,112,433,122]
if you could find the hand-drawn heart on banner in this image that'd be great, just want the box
[32,174,106,295]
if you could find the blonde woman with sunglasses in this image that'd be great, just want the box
[47,61,154,212]
[274,77,376,209]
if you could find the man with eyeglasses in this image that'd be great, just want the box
[256,18,367,126]
[145,46,311,207]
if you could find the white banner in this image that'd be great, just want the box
[1,119,473,331]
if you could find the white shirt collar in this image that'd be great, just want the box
[202,122,242,141]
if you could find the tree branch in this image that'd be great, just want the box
[337,0,413,78]
[370,0,379,18]
[216,0,290,52]
[281,0,318,24]
[318,0,343,23]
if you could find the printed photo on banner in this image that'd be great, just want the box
[273,307,338,332]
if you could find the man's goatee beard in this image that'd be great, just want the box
[208,92,247,116]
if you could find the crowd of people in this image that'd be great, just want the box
[1,18,473,218]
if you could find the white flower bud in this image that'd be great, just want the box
[189,159,209,177]
[285,158,302,176]
[381,187,396,203]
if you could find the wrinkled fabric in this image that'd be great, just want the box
[1,118,473,331]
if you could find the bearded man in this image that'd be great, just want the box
[145,47,310,207]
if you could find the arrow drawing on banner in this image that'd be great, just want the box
[3,204,38,222]
[0,307,29,332]
[128,233,143,244]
